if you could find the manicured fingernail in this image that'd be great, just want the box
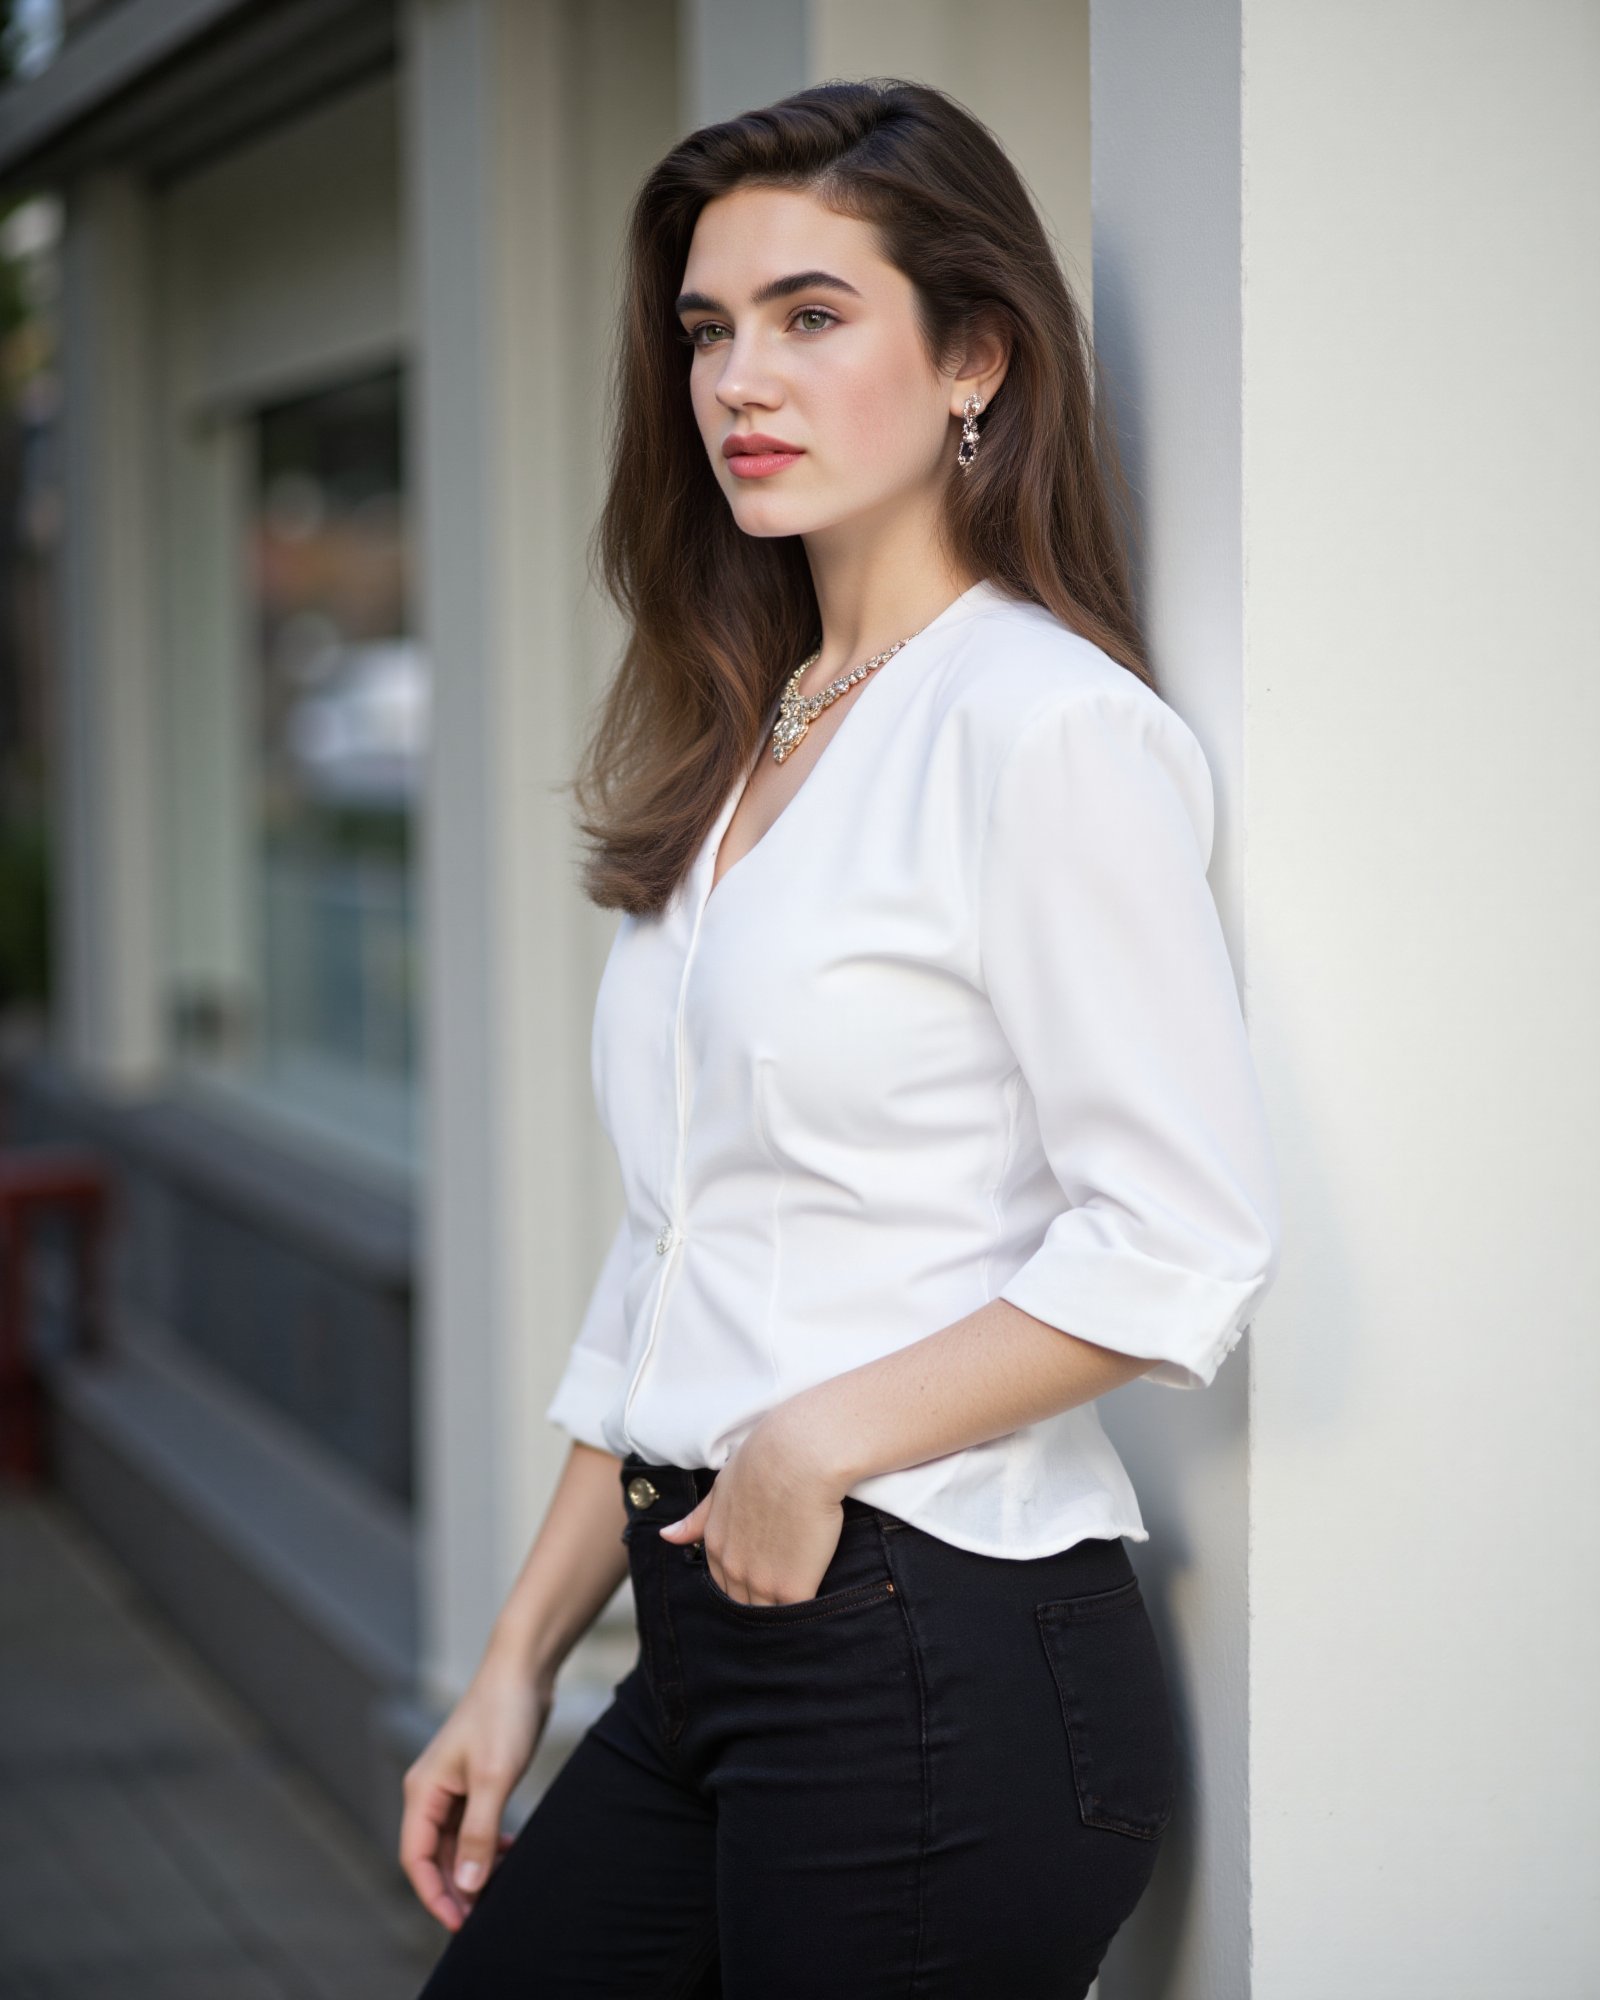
[456,1860,483,1891]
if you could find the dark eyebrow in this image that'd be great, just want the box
[673,270,863,318]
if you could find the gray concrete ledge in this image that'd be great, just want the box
[48,1337,417,1844]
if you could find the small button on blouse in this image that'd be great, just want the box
[543,578,1282,1559]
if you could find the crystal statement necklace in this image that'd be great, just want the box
[768,619,934,765]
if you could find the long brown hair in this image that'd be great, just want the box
[568,76,1149,917]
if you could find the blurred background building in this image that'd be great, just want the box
[1,3,1595,1997]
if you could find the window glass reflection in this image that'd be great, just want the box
[245,364,423,1164]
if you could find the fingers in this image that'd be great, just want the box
[448,1779,512,1903]
[399,1775,471,1930]
[658,1491,710,1542]
[400,1772,513,1932]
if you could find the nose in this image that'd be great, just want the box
[712,339,783,416]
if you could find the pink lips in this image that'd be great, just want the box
[728,451,803,478]
[723,432,805,480]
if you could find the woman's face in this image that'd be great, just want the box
[676,185,965,544]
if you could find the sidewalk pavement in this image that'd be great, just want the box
[0,1488,446,1998]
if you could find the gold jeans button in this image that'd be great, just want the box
[626,1476,660,1509]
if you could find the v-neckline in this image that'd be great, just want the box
[697,578,999,919]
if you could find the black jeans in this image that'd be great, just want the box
[416,1453,1178,1998]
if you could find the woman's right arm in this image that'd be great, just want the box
[398,1439,630,1930]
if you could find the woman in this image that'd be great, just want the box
[404,77,1280,1998]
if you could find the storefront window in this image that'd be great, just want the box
[237,363,423,1166]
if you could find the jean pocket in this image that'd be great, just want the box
[698,1560,898,1623]
[1035,1577,1177,1840]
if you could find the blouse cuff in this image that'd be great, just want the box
[997,1223,1273,1392]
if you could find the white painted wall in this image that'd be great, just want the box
[1094,2,1600,1991]
[1243,4,1600,1993]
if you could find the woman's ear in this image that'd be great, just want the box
[953,321,1010,414]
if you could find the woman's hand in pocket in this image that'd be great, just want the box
[658,1404,847,1606]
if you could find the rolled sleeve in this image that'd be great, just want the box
[980,687,1282,1391]
[543,1208,632,1449]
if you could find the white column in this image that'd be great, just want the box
[56,169,164,1089]
[401,0,682,1706]
[1097,3,1600,1993]
[1241,5,1599,1992]
[401,0,582,1704]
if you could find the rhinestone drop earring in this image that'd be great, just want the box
[956,394,984,472]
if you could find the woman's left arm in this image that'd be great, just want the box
[657,1305,1155,1590]
[769,1294,1161,1495]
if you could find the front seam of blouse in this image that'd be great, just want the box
[543,578,1283,1559]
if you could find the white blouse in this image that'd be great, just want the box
[544,577,1281,1558]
